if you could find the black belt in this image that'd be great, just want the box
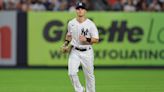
[72,46,91,51]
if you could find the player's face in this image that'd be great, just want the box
[76,8,86,17]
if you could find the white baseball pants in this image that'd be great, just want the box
[68,47,95,92]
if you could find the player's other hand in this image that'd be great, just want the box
[79,35,87,42]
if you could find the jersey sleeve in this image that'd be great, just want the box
[90,22,99,39]
[67,22,72,36]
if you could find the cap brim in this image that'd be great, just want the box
[76,6,86,9]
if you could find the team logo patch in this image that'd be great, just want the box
[81,28,88,36]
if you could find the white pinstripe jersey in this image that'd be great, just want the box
[67,18,99,49]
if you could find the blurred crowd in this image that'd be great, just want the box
[0,0,164,12]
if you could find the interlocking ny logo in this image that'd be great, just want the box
[0,26,11,59]
[81,28,88,36]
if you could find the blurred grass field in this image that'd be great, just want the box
[0,69,164,92]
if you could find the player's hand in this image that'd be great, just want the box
[60,46,69,53]
[79,35,87,42]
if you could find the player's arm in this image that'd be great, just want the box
[61,22,72,53]
[61,33,72,53]
[64,33,72,46]
[64,21,72,46]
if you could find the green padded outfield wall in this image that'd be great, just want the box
[28,12,164,66]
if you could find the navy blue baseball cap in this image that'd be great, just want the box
[76,2,86,9]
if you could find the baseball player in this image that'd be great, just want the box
[61,2,99,92]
